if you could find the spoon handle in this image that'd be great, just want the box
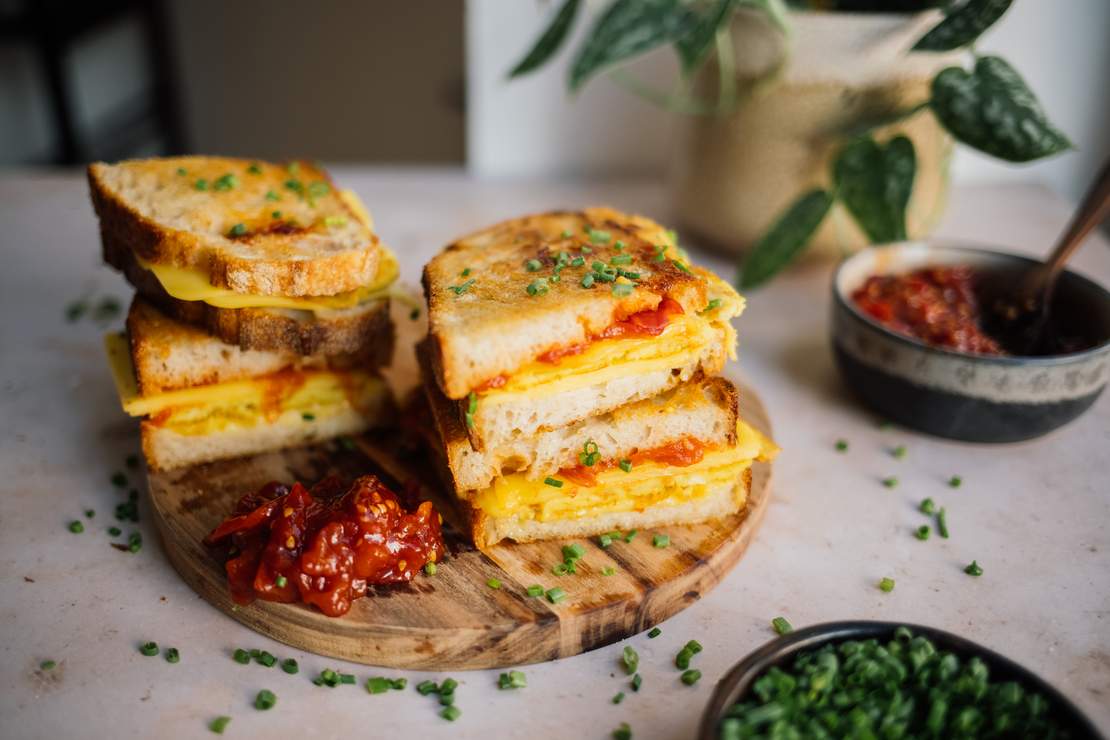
[1047,160,1110,280]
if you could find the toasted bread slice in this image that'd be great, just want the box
[459,468,751,547]
[110,237,394,356]
[88,156,383,296]
[424,207,743,399]
[421,342,739,492]
[140,392,391,471]
[126,297,391,395]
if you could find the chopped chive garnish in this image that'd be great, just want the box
[652,245,667,262]
[612,282,634,297]
[424,561,437,576]
[610,254,633,265]
[578,439,600,466]
[265,189,280,201]
[552,562,569,576]
[460,267,472,277]
[882,477,898,488]
[675,648,693,670]
[680,669,702,686]
[919,498,935,514]
[879,577,895,592]
[771,616,793,635]
[543,477,563,488]
[498,670,527,689]
[274,575,288,588]
[40,660,56,670]
[233,648,250,664]
[701,298,722,313]
[915,525,931,541]
[125,454,140,469]
[440,706,461,722]
[341,674,357,685]
[307,181,329,199]
[254,689,276,710]
[601,566,616,576]
[587,229,611,243]
[685,640,703,654]
[213,173,238,191]
[892,445,907,459]
[281,658,298,674]
[613,722,632,740]
[835,439,848,452]
[257,651,275,667]
[300,412,314,422]
[108,526,121,536]
[111,472,127,487]
[563,543,586,560]
[612,691,625,704]
[140,641,159,656]
[85,509,95,519]
[410,307,420,320]
[487,577,501,589]
[416,680,438,695]
[580,273,595,288]
[631,672,642,691]
[936,507,949,538]
[571,256,585,267]
[272,210,282,219]
[964,560,983,576]
[176,167,187,176]
[526,278,549,296]
[652,534,670,548]
[440,677,458,694]
[671,259,691,274]
[323,215,347,227]
[614,240,626,251]
[465,392,477,429]
[624,529,637,543]
[648,627,662,638]
[619,459,633,473]
[546,587,567,604]
[68,520,84,533]
[621,645,639,674]
[247,163,262,175]
[949,475,963,488]
[227,223,247,237]
[450,278,476,295]
[128,532,142,553]
[164,647,180,663]
[526,584,544,597]
[525,259,542,272]
[65,300,87,322]
[209,716,231,734]
[561,229,573,238]
[194,179,208,191]
[366,676,393,694]
[598,533,613,548]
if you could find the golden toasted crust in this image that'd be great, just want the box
[88,156,382,296]
[423,207,719,399]
[127,297,391,395]
[105,231,393,357]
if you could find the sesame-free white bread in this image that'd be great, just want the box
[422,342,739,491]
[88,156,384,296]
[140,402,389,472]
[424,207,743,399]
[464,469,751,547]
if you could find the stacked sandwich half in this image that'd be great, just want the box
[419,208,777,547]
[89,157,398,470]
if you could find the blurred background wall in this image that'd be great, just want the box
[0,0,1106,203]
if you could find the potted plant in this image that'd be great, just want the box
[509,0,1070,287]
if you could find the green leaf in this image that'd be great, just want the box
[739,190,833,289]
[675,0,735,75]
[931,56,1072,162]
[568,0,699,91]
[509,0,581,78]
[833,135,916,244]
[912,0,1012,52]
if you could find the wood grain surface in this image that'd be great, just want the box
[146,382,773,670]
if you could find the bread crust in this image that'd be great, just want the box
[423,207,743,399]
[105,231,394,358]
[88,156,383,296]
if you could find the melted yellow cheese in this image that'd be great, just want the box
[472,420,777,522]
[137,246,399,312]
[104,333,387,436]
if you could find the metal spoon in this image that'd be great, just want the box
[983,161,1110,355]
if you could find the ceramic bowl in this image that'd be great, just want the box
[831,243,1110,443]
[698,621,1102,739]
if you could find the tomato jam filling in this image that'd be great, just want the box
[852,267,1005,356]
[204,475,444,617]
[536,297,685,365]
[558,436,709,487]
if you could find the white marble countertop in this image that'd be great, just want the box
[1,170,1107,740]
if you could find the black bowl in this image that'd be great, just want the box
[698,620,1102,739]
[832,243,1110,442]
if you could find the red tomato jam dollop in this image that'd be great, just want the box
[851,266,1006,355]
[204,475,444,617]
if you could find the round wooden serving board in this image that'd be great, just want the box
[147,383,773,670]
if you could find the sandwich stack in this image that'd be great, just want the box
[419,207,777,547]
[89,157,399,471]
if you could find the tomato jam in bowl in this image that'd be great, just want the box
[832,243,1110,442]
